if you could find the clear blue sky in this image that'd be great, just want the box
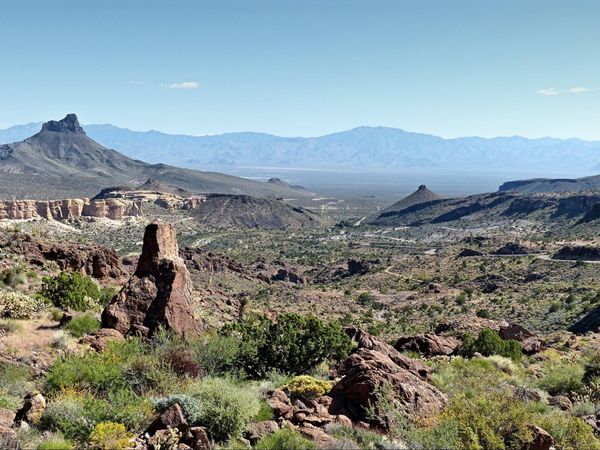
[1,0,599,139]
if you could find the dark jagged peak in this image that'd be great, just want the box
[268,177,287,185]
[40,113,86,135]
[385,185,443,212]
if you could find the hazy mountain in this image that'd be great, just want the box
[0,114,311,200]
[2,123,600,172]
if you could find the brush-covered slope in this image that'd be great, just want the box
[0,114,310,200]
[499,175,600,194]
[368,189,600,227]
[188,194,324,229]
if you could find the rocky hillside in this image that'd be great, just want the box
[499,174,600,194]
[368,189,600,227]
[187,194,324,229]
[0,114,312,200]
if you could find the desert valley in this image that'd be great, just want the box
[1,114,600,449]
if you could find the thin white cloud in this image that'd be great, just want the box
[536,88,561,96]
[165,81,200,90]
[566,86,589,94]
[536,86,590,96]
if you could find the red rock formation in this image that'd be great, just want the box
[102,221,202,339]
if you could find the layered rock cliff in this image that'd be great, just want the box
[0,198,142,221]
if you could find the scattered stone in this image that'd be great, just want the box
[102,221,202,339]
[548,395,572,411]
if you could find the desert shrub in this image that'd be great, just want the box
[186,377,260,442]
[44,339,143,395]
[0,362,32,410]
[325,423,387,449]
[64,313,100,337]
[162,346,202,378]
[122,352,179,396]
[37,435,76,450]
[485,355,518,375]
[192,334,239,376]
[536,411,600,449]
[538,360,585,396]
[255,427,316,450]
[40,389,152,442]
[459,328,522,361]
[284,375,332,400]
[154,394,201,423]
[0,291,42,319]
[221,313,352,378]
[0,318,23,334]
[1,266,27,287]
[89,422,134,450]
[40,271,101,311]
[98,286,117,306]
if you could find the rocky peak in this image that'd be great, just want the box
[40,114,86,135]
[418,184,427,190]
[102,221,202,339]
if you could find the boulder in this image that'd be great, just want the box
[395,333,460,356]
[80,328,125,351]
[147,403,188,435]
[186,426,211,450]
[525,425,554,450]
[0,426,18,450]
[346,327,430,379]
[102,221,202,339]
[498,324,543,354]
[548,395,572,411]
[266,389,293,420]
[14,393,46,425]
[244,420,279,445]
[329,347,446,423]
[0,408,15,428]
[493,242,533,255]
[457,248,484,257]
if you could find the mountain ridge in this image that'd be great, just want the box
[2,123,599,172]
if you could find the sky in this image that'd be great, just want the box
[1,0,600,139]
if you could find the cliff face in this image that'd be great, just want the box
[0,198,142,221]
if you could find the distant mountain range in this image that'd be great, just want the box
[2,123,600,173]
[0,115,309,200]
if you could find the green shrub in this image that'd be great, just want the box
[0,362,32,410]
[186,377,260,442]
[537,411,600,449]
[98,286,118,306]
[192,334,240,376]
[40,271,101,311]
[255,427,316,450]
[538,360,585,396]
[0,291,42,319]
[37,435,76,450]
[283,375,332,400]
[89,422,134,449]
[64,313,100,337]
[459,328,522,361]
[221,313,352,378]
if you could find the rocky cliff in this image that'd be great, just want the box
[0,198,142,221]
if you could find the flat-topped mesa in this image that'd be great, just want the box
[102,221,202,339]
[40,113,86,135]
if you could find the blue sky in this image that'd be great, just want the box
[1,0,599,139]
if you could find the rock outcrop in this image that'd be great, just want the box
[395,333,460,356]
[0,198,142,221]
[102,221,202,339]
[329,328,445,424]
[493,242,534,255]
[9,233,125,282]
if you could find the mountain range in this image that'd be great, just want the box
[0,114,309,200]
[2,123,600,173]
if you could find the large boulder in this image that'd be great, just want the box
[329,347,446,423]
[498,324,543,354]
[102,221,202,339]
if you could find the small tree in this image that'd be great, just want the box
[40,271,101,311]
